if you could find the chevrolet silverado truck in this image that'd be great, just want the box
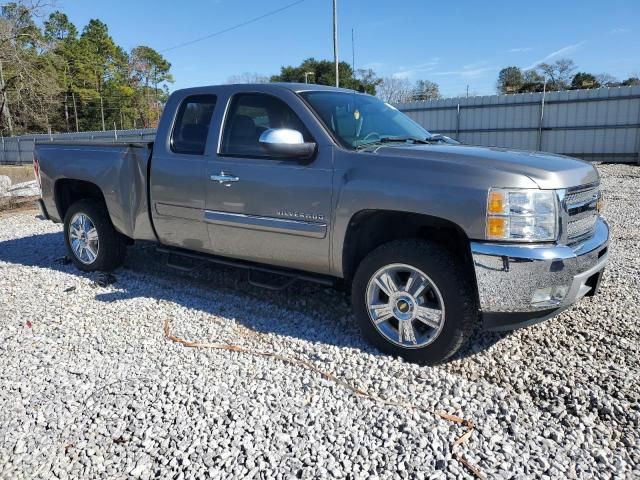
[34,83,609,363]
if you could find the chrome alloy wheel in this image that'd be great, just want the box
[68,213,99,264]
[365,263,445,349]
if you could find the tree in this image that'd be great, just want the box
[129,45,173,127]
[411,79,440,101]
[622,77,640,86]
[43,10,79,132]
[226,72,269,84]
[596,73,619,87]
[571,72,600,89]
[376,76,413,104]
[1,2,174,134]
[0,1,41,48]
[44,11,77,41]
[497,66,523,94]
[518,70,545,92]
[0,2,62,135]
[271,57,380,94]
[355,68,381,93]
[72,19,120,131]
[537,58,576,90]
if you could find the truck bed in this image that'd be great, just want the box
[34,140,157,241]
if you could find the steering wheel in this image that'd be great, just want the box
[361,132,381,142]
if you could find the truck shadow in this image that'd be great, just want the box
[0,228,508,362]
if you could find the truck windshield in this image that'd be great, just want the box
[300,91,432,150]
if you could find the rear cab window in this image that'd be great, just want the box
[171,94,217,155]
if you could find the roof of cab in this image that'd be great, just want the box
[173,82,362,96]
[269,82,358,94]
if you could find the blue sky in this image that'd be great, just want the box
[57,0,639,98]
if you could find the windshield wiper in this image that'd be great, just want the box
[379,136,430,144]
[356,136,430,150]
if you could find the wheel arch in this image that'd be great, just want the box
[54,178,133,244]
[341,209,477,292]
[54,178,107,221]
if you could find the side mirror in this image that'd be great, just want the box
[259,128,316,162]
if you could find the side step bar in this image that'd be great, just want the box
[157,246,336,290]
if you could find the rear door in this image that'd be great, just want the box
[149,94,217,252]
[205,91,334,274]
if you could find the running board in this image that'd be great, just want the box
[247,270,297,291]
[157,246,336,289]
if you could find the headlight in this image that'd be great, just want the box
[486,188,558,241]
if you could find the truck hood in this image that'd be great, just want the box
[373,144,599,189]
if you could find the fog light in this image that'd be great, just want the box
[531,285,569,306]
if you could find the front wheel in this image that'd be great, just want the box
[352,239,478,364]
[63,199,127,272]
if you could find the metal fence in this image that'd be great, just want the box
[0,129,156,165]
[2,86,640,165]
[396,85,640,164]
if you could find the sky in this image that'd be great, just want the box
[56,0,640,98]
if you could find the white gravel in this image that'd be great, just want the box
[0,164,638,479]
[0,177,40,198]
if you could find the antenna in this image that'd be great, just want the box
[351,28,355,75]
[333,0,339,87]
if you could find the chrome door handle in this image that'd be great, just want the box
[210,172,240,184]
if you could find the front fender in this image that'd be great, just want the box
[329,150,538,276]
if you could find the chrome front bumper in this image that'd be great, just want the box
[471,218,609,331]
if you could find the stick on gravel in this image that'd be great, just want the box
[163,319,486,479]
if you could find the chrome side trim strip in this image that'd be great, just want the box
[155,202,203,221]
[204,210,327,239]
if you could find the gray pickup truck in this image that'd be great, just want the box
[34,83,609,363]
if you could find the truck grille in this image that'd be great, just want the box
[565,185,600,241]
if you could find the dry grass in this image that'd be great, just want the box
[0,165,34,184]
[0,196,39,216]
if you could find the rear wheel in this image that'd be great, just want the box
[63,199,127,272]
[352,239,477,364]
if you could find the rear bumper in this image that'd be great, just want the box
[471,218,609,331]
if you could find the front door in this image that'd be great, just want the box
[205,92,333,274]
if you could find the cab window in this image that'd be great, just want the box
[171,94,217,155]
[221,93,311,157]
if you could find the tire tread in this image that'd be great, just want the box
[351,238,478,364]
[63,199,127,272]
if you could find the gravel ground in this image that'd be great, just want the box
[0,164,638,479]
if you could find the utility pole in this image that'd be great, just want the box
[72,92,79,132]
[537,77,547,151]
[99,94,106,131]
[63,94,70,132]
[63,66,70,132]
[332,0,339,87]
[95,70,105,131]
[154,66,160,126]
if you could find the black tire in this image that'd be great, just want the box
[63,199,127,272]
[351,239,478,364]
